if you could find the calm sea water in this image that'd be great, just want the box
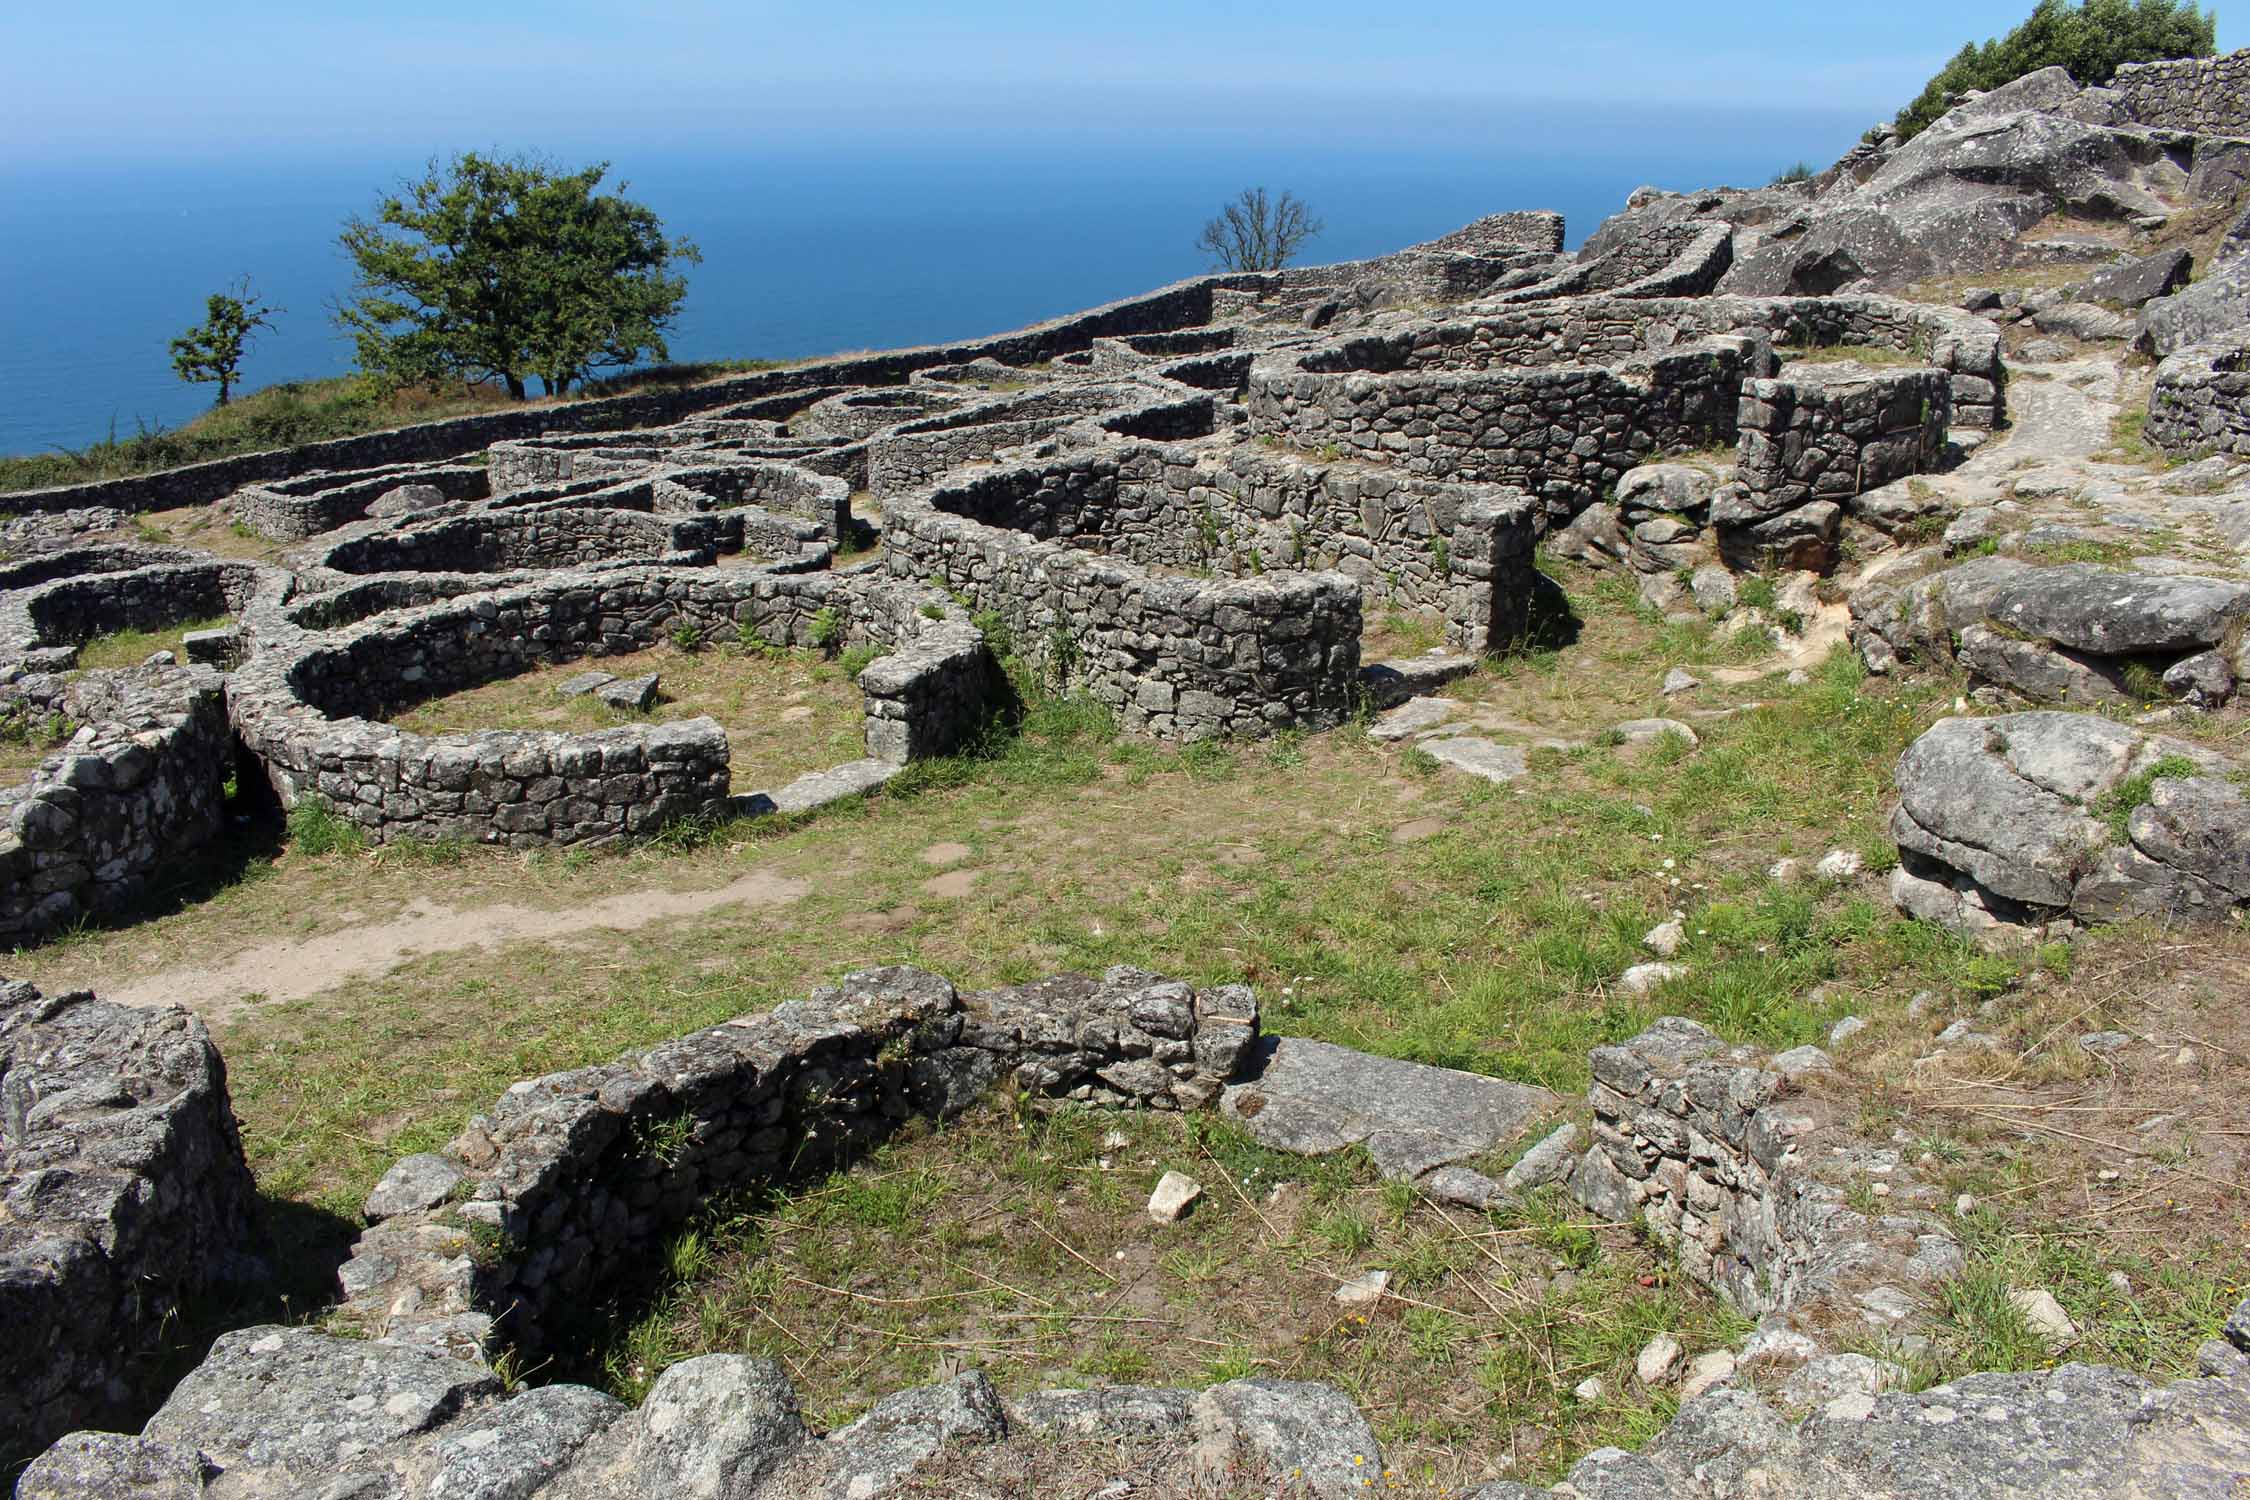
[0,114,1862,459]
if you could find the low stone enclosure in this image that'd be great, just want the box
[228,567,1002,847]
[0,665,238,946]
[20,965,2250,1496]
[1245,294,2000,569]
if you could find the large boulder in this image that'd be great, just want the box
[1889,712,2242,942]
[1,985,263,1466]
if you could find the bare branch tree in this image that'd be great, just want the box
[1195,187,1324,272]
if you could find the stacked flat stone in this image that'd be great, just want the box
[0,981,261,1464]
[229,461,490,541]
[1569,1016,1963,1327]
[2147,338,2250,458]
[1716,362,1951,569]
[1249,335,1754,515]
[333,965,1259,1357]
[0,665,234,943]
[885,464,1363,741]
[2110,51,2250,135]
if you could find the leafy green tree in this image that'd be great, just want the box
[169,278,279,407]
[1196,187,1324,271]
[1895,0,2216,141]
[336,152,701,400]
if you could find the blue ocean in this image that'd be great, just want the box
[0,110,1864,459]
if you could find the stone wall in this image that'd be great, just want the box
[1717,363,1951,568]
[0,981,261,1464]
[884,455,1367,738]
[227,567,1002,846]
[1272,294,2004,428]
[1,274,1271,518]
[230,463,491,542]
[334,965,1260,1357]
[1496,220,1737,304]
[1568,1017,1962,1328]
[307,505,713,579]
[0,561,293,669]
[2147,338,2250,457]
[0,544,201,595]
[2110,49,2250,136]
[0,666,236,943]
[1248,337,1754,517]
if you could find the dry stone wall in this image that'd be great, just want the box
[0,981,261,1465]
[0,666,237,944]
[2110,50,2250,136]
[1716,362,1951,568]
[0,275,1275,519]
[884,456,1366,739]
[230,463,491,541]
[336,965,1260,1357]
[1249,336,1754,517]
[1569,1017,1962,1331]
[2148,338,2250,457]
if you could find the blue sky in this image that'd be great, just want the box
[7,2,2242,161]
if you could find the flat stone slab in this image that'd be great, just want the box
[1367,696,1457,742]
[558,671,616,698]
[1418,735,1528,784]
[1221,1037,1554,1181]
[1361,653,1477,710]
[740,758,902,818]
[596,673,660,712]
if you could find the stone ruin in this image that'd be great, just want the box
[13,966,2250,1497]
[11,50,2250,1491]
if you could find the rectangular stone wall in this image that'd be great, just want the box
[1734,366,1951,512]
[882,481,1362,741]
[1247,342,1752,515]
[2110,50,2250,136]
[2148,342,2250,458]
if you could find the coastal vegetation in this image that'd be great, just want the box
[168,278,279,408]
[1894,0,2216,140]
[336,151,703,401]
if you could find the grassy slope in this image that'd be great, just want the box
[0,359,786,494]
[9,562,2243,1483]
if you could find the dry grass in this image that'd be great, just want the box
[389,639,868,792]
[75,614,233,669]
[586,1103,1750,1488]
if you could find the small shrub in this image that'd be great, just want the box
[1770,161,1817,185]
[669,622,706,654]
[919,602,945,621]
[838,644,882,679]
[808,606,843,656]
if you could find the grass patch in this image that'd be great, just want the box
[574,1104,1752,1486]
[2093,754,2202,841]
[389,640,867,793]
[1779,343,1932,370]
[75,615,232,670]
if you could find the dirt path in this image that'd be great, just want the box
[112,868,811,1021]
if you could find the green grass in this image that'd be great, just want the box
[573,1105,1754,1485]
[1780,343,1932,370]
[286,800,369,858]
[1910,1205,2245,1388]
[0,357,793,493]
[2093,755,2202,841]
[74,615,233,670]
